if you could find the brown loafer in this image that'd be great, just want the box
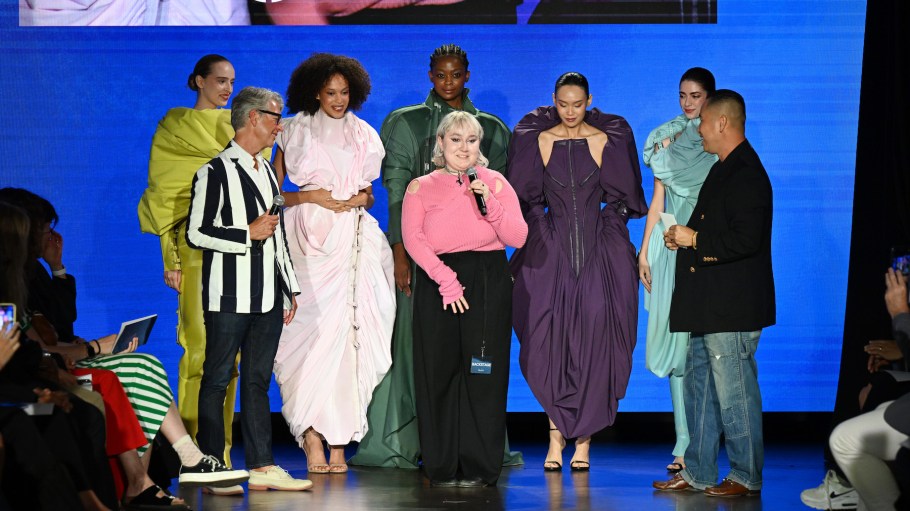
[704,478,761,497]
[653,473,695,492]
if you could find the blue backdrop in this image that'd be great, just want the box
[0,1,866,413]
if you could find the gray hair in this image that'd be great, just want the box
[431,111,489,168]
[231,86,284,131]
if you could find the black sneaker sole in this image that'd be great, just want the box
[179,475,250,488]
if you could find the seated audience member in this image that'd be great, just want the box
[830,392,910,511]
[0,189,250,502]
[803,267,910,510]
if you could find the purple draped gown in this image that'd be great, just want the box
[509,106,647,438]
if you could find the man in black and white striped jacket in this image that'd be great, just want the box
[186,86,312,492]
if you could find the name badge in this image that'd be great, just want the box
[470,355,493,375]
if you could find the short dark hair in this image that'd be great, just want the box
[705,89,746,126]
[554,72,589,97]
[430,44,469,70]
[188,54,230,91]
[286,53,371,115]
[680,67,716,95]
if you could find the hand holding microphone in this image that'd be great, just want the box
[466,167,488,216]
[251,195,284,247]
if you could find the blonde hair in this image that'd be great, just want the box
[431,111,489,168]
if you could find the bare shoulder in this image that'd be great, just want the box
[406,179,421,194]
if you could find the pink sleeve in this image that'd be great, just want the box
[482,171,529,249]
[401,182,464,304]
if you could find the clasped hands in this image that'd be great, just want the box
[311,188,368,213]
[663,225,695,251]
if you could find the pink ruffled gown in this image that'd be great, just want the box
[273,109,395,447]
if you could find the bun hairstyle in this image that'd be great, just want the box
[187,54,230,91]
[680,67,716,95]
[554,71,590,96]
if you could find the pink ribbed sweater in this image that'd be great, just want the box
[402,167,528,304]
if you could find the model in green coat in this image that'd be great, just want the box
[350,44,522,468]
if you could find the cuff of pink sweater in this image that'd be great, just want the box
[484,195,503,221]
[439,278,464,305]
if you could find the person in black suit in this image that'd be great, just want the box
[652,89,775,498]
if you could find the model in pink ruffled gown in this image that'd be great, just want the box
[271,55,395,474]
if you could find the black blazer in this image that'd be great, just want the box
[670,140,776,334]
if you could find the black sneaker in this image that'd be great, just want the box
[179,455,250,487]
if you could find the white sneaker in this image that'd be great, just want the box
[202,485,245,496]
[248,465,313,491]
[800,470,859,510]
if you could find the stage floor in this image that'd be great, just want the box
[173,440,824,510]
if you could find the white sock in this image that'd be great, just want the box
[173,435,204,467]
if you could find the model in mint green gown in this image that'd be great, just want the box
[642,115,716,459]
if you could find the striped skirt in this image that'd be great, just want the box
[76,352,173,456]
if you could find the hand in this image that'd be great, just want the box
[342,191,368,209]
[443,296,469,314]
[469,179,490,200]
[884,268,910,318]
[867,354,891,373]
[310,189,351,213]
[249,213,279,241]
[661,137,672,149]
[33,388,72,413]
[864,340,903,362]
[638,251,652,293]
[284,295,298,325]
[164,270,182,293]
[97,333,137,355]
[56,368,78,388]
[0,323,20,370]
[392,244,411,297]
[42,229,64,271]
[664,225,694,250]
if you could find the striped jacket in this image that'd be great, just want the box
[186,141,299,313]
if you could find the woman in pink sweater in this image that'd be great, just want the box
[402,110,527,487]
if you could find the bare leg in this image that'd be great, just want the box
[329,445,348,473]
[544,418,566,470]
[303,428,329,473]
[570,436,591,471]
[159,402,189,444]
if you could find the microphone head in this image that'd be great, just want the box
[273,195,285,206]
[466,167,478,179]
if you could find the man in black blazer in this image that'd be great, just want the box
[653,90,775,498]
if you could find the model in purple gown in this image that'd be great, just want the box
[509,77,647,467]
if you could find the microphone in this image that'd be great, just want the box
[257,195,285,248]
[466,167,487,216]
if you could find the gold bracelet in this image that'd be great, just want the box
[693,231,699,250]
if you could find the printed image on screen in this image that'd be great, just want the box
[20,0,716,26]
[1,0,864,413]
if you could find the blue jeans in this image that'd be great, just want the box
[681,330,763,490]
[197,306,282,469]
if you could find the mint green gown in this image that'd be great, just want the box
[643,115,716,457]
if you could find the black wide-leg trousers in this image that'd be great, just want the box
[413,250,513,484]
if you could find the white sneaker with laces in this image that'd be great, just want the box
[248,465,313,491]
[800,470,859,510]
[202,485,245,496]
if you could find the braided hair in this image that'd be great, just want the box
[429,44,469,70]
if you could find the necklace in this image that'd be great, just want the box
[440,166,465,185]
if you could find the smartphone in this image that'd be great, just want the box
[0,303,15,329]
[891,248,910,277]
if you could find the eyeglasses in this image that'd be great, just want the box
[257,109,283,126]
